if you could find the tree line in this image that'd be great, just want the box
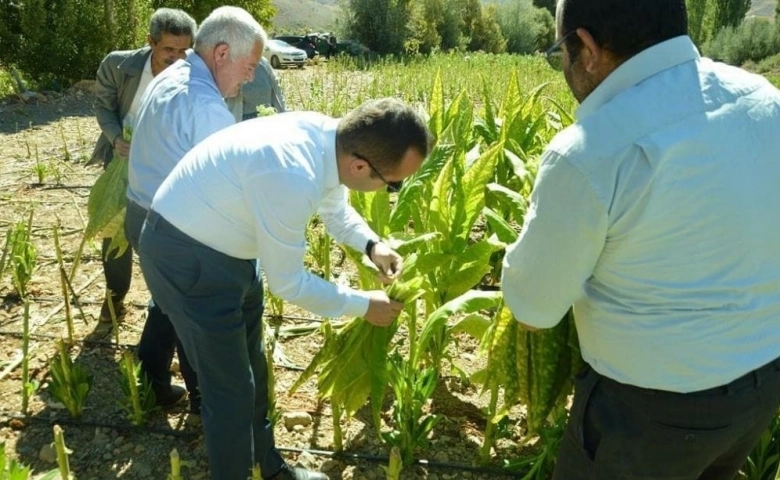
[0,0,763,89]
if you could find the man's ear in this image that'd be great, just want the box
[213,43,230,66]
[147,33,154,47]
[349,156,368,175]
[575,27,603,75]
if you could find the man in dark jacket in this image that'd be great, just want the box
[88,7,197,408]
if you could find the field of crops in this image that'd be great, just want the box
[0,53,777,480]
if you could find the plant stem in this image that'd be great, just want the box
[332,402,343,452]
[21,298,30,414]
[53,225,73,343]
[479,386,499,465]
[53,424,72,479]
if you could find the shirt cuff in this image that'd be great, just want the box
[338,286,371,318]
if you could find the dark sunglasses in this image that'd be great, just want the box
[354,152,403,193]
[544,30,577,71]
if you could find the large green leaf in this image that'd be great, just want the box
[416,290,502,364]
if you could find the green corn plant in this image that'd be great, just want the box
[742,411,780,480]
[305,217,332,280]
[49,339,92,418]
[380,446,402,480]
[250,464,262,480]
[0,228,10,279]
[52,425,73,479]
[58,123,71,163]
[0,440,32,479]
[104,287,120,345]
[265,332,281,427]
[118,350,157,426]
[168,448,183,480]
[52,224,74,343]
[266,290,285,319]
[9,211,36,299]
[8,212,37,415]
[32,156,47,185]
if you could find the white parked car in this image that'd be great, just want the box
[264,39,307,69]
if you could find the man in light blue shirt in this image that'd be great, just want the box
[501,0,780,478]
[125,6,265,415]
[138,98,433,480]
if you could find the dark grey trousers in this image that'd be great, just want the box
[138,209,285,480]
[124,201,198,397]
[553,357,780,480]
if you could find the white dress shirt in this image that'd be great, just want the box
[152,112,378,318]
[501,36,780,392]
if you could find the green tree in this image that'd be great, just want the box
[710,0,751,30]
[686,0,710,45]
[467,3,506,53]
[345,0,412,54]
[532,0,555,16]
[408,0,444,53]
[498,0,554,54]
[152,0,275,27]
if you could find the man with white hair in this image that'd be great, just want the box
[126,5,265,414]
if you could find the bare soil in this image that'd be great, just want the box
[0,68,533,480]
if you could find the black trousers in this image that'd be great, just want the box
[124,200,198,397]
[102,237,132,301]
[553,357,780,480]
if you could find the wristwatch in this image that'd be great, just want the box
[365,239,378,260]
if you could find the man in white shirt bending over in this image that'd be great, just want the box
[138,97,433,480]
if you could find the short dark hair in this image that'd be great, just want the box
[561,0,687,62]
[337,98,435,172]
[149,8,197,44]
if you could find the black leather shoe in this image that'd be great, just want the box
[152,384,186,408]
[99,298,126,323]
[268,465,329,480]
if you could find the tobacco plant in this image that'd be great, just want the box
[49,339,92,418]
[118,350,157,426]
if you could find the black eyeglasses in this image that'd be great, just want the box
[354,152,403,193]
[544,30,577,71]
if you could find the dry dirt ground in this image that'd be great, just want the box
[0,67,534,479]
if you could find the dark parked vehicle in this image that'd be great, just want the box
[274,35,318,59]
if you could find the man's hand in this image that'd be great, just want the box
[369,241,403,285]
[364,290,403,327]
[113,137,131,158]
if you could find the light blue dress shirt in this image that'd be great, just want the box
[127,49,235,209]
[152,112,377,319]
[501,36,780,392]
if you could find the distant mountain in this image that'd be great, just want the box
[748,0,776,18]
[270,0,776,35]
[271,0,340,34]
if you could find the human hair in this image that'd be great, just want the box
[337,98,435,172]
[558,0,688,62]
[194,6,267,61]
[149,8,197,44]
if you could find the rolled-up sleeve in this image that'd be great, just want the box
[501,151,607,328]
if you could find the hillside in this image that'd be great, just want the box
[270,0,776,35]
[271,0,340,34]
[748,0,776,17]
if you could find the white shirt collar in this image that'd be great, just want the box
[577,35,700,119]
